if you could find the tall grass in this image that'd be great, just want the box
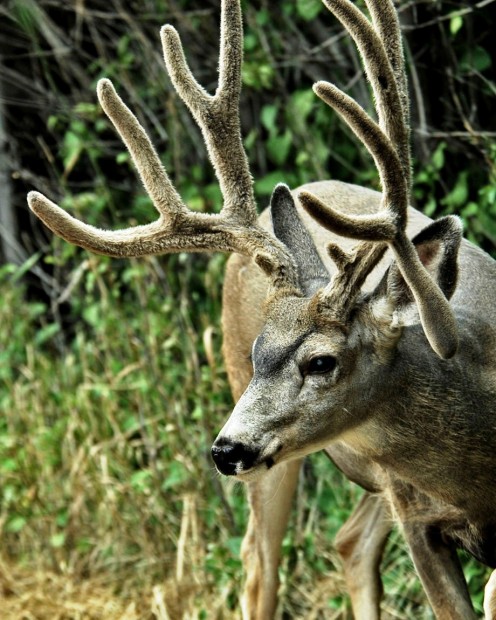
[1,249,490,618]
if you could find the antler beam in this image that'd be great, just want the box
[299,0,458,359]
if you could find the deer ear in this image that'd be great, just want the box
[270,184,329,296]
[374,216,463,316]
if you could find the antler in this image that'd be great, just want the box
[315,243,387,321]
[299,0,458,359]
[28,0,298,292]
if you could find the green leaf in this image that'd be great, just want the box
[461,46,492,73]
[296,0,323,21]
[461,202,478,218]
[34,323,60,346]
[192,404,203,420]
[424,197,437,217]
[82,304,100,328]
[11,252,41,283]
[123,415,139,433]
[242,62,274,90]
[480,184,496,206]
[0,459,18,473]
[50,533,66,548]
[477,211,496,243]
[130,469,153,491]
[473,47,492,72]
[116,151,130,164]
[441,172,468,210]
[255,171,286,196]
[261,105,278,134]
[431,142,446,171]
[289,89,315,123]
[225,536,242,556]
[244,33,258,52]
[450,15,463,36]
[255,9,269,26]
[47,115,59,131]
[73,102,99,119]
[62,130,83,175]
[6,516,27,533]
[267,130,292,166]
[162,461,189,491]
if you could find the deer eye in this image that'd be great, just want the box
[304,355,337,376]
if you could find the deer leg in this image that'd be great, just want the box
[241,458,302,620]
[484,570,496,620]
[334,492,391,620]
[400,521,477,620]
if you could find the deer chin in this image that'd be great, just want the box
[232,440,283,482]
[234,460,277,483]
[234,439,326,482]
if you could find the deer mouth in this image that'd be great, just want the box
[233,444,283,481]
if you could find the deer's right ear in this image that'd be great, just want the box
[270,184,329,296]
[372,216,463,324]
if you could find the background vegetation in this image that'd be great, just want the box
[0,0,495,617]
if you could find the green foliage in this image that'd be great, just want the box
[4,0,495,615]
[296,0,323,21]
[414,141,496,249]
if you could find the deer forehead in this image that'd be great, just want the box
[264,295,349,332]
[254,296,348,370]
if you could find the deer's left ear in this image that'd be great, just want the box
[373,216,463,316]
[270,184,329,296]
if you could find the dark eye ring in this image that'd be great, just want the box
[304,355,337,376]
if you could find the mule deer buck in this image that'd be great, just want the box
[28,0,496,617]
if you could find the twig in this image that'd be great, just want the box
[401,0,496,31]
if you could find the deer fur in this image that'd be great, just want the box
[27,0,496,618]
[221,180,496,619]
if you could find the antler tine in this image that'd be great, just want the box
[318,242,387,319]
[321,0,408,167]
[311,0,409,224]
[161,0,255,225]
[363,0,411,187]
[27,76,190,257]
[301,191,459,360]
[302,83,407,234]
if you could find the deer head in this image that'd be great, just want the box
[212,183,462,479]
[27,0,461,480]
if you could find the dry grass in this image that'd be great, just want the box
[0,561,139,620]
[0,492,239,620]
[0,558,348,620]
[0,489,348,620]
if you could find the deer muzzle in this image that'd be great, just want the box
[211,437,261,476]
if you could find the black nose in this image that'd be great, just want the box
[211,438,260,476]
